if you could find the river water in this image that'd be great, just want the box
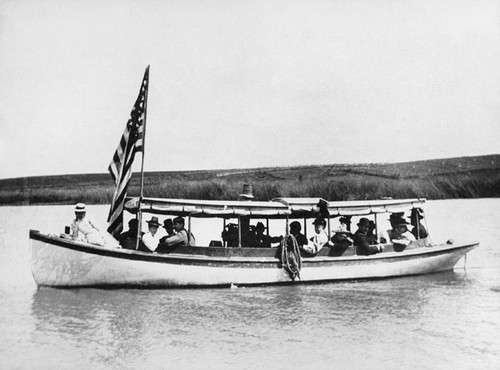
[0,199,499,369]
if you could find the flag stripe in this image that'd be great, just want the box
[107,67,149,238]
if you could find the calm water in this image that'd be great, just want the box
[0,199,499,369]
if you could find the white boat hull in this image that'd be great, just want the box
[29,231,478,288]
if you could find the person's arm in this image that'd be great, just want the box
[71,220,79,240]
[164,230,187,247]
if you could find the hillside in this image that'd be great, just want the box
[1,154,499,205]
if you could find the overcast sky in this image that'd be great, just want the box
[1,0,499,180]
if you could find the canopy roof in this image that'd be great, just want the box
[125,197,425,219]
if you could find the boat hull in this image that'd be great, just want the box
[29,230,478,288]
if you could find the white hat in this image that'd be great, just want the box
[74,203,86,212]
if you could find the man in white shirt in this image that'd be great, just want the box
[302,217,329,255]
[142,216,163,252]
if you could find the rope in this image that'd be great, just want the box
[280,234,302,281]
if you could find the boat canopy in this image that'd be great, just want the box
[274,198,426,217]
[125,197,425,219]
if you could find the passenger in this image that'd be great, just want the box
[161,216,196,248]
[141,216,163,252]
[303,217,329,255]
[331,230,353,248]
[289,221,308,248]
[71,203,106,246]
[252,222,282,248]
[367,220,379,244]
[409,208,428,239]
[238,185,254,246]
[159,218,175,244]
[384,212,406,242]
[118,218,143,250]
[353,217,383,255]
[391,220,416,246]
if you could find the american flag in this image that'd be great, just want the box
[107,66,149,237]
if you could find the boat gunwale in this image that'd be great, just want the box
[29,229,479,266]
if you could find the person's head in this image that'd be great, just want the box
[163,218,174,234]
[357,218,370,233]
[313,217,326,233]
[255,222,266,235]
[290,221,301,235]
[74,203,86,220]
[173,216,185,232]
[128,218,139,232]
[146,216,161,235]
[389,213,405,228]
[396,221,411,235]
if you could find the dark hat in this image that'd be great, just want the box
[255,222,266,230]
[313,217,326,226]
[357,218,370,227]
[389,212,405,220]
[146,216,161,227]
[334,230,353,236]
[173,216,185,224]
[239,184,254,199]
[290,221,301,230]
[163,218,173,228]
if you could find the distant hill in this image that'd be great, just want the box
[1,154,499,205]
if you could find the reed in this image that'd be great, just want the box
[1,155,499,205]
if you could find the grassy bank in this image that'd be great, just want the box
[1,155,499,205]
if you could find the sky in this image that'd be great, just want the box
[0,0,499,180]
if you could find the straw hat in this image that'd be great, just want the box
[74,203,86,212]
[146,216,161,227]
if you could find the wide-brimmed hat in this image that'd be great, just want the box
[389,212,405,221]
[74,203,86,212]
[334,230,353,236]
[357,218,370,227]
[255,222,266,230]
[312,217,326,226]
[146,216,161,227]
[239,184,254,199]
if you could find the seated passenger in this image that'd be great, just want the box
[118,218,144,250]
[353,218,383,255]
[221,223,239,248]
[252,222,282,248]
[289,221,308,248]
[141,216,163,252]
[71,203,106,246]
[159,218,175,244]
[409,208,428,239]
[159,216,196,249]
[303,217,329,255]
[331,230,353,248]
[391,220,416,246]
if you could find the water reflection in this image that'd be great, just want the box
[29,271,469,366]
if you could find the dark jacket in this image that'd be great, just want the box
[353,230,380,256]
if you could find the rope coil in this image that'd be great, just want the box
[280,234,302,281]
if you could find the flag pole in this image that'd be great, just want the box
[135,65,150,250]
